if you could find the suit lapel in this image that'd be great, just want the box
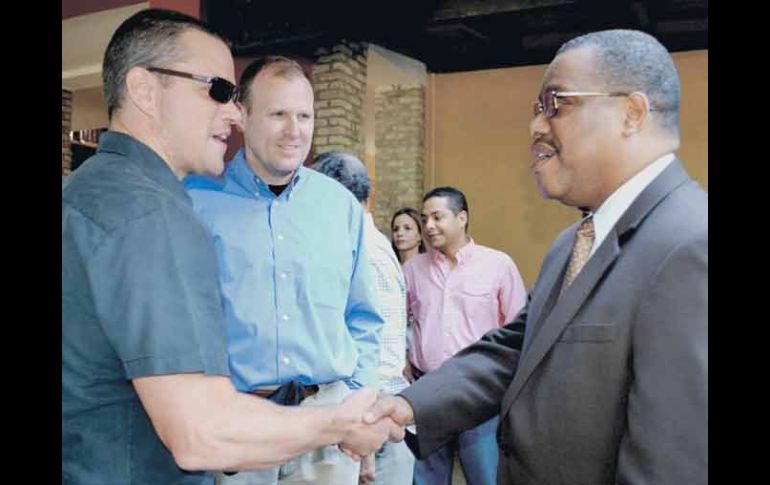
[501,233,621,413]
[520,240,571,354]
[500,159,692,416]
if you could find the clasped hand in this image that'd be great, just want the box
[337,389,414,460]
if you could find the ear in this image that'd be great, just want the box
[622,91,651,136]
[124,66,159,117]
[458,210,468,230]
[234,102,249,133]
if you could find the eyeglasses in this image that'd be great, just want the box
[533,90,629,118]
[146,66,240,104]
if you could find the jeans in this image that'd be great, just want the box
[373,440,415,485]
[413,416,499,485]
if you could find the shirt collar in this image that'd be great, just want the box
[364,212,401,261]
[364,212,376,229]
[430,237,476,265]
[97,131,189,203]
[590,153,675,256]
[229,148,305,199]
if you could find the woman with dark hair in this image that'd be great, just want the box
[391,207,426,265]
[391,207,425,387]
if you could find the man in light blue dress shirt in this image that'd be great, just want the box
[185,57,385,485]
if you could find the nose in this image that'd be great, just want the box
[284,116,301,137]
[529,109,549,141]
[222,100,242,127]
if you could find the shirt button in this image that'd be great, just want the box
[277,234,284,241]
[282,356,291,365]
[282,314,290,321]
[280,272,288,279]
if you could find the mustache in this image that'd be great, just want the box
[530,136,560,159]
[532,135,557,149]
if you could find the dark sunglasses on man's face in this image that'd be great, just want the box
[146,66,240,104]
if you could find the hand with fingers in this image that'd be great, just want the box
[358,453,376,484]
[336,388,404,460]
[364,393,415,435]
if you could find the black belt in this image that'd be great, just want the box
[249,381,320,405]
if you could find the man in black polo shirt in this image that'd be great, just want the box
[62,9,400,484]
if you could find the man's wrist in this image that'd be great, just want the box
[328,404,357,443]
[393,394,416,426]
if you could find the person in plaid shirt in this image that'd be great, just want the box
[312,151,414,485]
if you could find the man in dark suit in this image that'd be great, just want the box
[365,29,707,485]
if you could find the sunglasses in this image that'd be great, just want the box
[533,90,629,118]
[146,66,240,104]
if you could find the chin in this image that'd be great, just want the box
[202,161,225,176]
[536,183,556,200]
[277,160,302,173]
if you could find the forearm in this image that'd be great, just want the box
[402,342,512,429]
[400,318,525,456]
[134,374,357,472]
[183,392,351,471]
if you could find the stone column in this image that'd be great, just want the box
[311,41,368,159]
[373,84,425,231]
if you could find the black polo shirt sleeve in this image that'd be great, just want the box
[86,200,230,379]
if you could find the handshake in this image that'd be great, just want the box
[335,387,415,460]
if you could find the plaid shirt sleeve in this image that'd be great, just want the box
[365,226,410,394]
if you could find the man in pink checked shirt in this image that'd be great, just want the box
[402,186,526,485]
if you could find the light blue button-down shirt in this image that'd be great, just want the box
[184,149,383,391]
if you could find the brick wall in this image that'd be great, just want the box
[311,41,368,160]
[309,42,426,236]
[373,84,425,231]
[62,89,72,176]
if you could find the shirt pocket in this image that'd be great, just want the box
[306,261,348,310]
[455,284,497,324]
[558,323,616,343]
[460,285,494,299]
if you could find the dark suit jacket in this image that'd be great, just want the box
[401,160,707,484]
